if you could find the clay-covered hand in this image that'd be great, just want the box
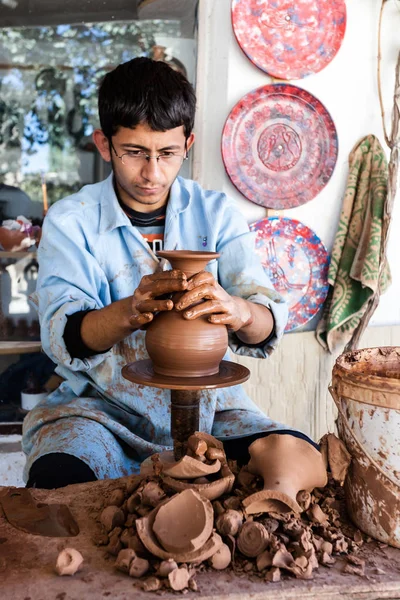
[129,270,188,329]
[174,271,251,332]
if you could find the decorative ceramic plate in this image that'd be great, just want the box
[231,0,347,80]
[222,84,338,209]
[250,217,329,331]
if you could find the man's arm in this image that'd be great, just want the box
[230,297,274,345]
[80,271,188,353]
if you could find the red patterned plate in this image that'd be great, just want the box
[232,0,346,80]
[221,84,338,209]
[250,217,329,331]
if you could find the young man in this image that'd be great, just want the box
[23,58,315,488]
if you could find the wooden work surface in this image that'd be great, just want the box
[2,477,400,600]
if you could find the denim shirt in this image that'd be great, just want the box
[23,175,290,479]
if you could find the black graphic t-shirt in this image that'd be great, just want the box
[119,199,165,253]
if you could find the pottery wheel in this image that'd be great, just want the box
[122,359,250,390]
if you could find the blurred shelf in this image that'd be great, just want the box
[0,251,38,259]
[0,341,41,355]
[0,422,23,435]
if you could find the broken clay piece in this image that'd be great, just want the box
[153,489,214,554]
[141,450,221,479]
[55,548,84,576]
[136,492,223,562]
[162,461,235,501]
[320,433,351,486]
[242,434,328,515]
[0,488,79,538]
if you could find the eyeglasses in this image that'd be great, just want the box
[110,141,188,168]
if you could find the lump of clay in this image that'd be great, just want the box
[237,522,269,558]
[142,576,162,592]
[107,489,125,507]
[129,556,150,578]
[55,548,84,576]
[141,482,166,507]
[168,566,191,591]
[208,544,231,570]
[157,558,179,577]
[187,434,208,457]
[115,548,136,573]
[216,510,243,537]
[100,505,125,532]
[153,489,214,554]
[242,434,328,515]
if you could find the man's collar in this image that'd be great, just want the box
[99,174,131,234]
[167,177,191,215]
[99,174,191,234]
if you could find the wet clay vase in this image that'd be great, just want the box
[242,434,328,515]
[145,251,228,377]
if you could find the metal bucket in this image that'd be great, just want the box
[330,347,400,548]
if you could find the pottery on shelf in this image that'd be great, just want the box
[145,251,228,378]
[242,434,328,515]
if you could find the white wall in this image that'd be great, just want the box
[194,0,400,330]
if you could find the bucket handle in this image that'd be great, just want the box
[328,385,400,490]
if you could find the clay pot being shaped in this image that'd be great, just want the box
[242,434,328,515]
[145,251,228,377]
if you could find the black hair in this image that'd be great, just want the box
[98,57,196,140]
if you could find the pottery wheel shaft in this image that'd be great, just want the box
[171,390,201,460]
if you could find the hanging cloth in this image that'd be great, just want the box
[316,134,391,352]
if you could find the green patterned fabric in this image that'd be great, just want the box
[316,135,391,352]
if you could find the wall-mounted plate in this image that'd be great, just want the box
[250,216,329,331]
[232,0,346,80]
[222,84,338,209]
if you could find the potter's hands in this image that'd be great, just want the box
[129,270,188,329]
[175,271,252,332]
